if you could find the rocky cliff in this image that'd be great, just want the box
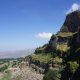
[27,10,80,80]
[60,10,80,32]
[34,11,80,55]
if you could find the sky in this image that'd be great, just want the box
[0,0,80,51]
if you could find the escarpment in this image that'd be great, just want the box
[25,10,80,80]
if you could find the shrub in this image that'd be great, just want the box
[43,69,61,80]
[0,64,8,72]
[31,53,53,63]
[68,61,79,72]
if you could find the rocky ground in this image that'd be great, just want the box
[20,67,43,80]
[0,66,43,80]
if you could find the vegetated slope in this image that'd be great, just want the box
[29,10,80,80]
[0,58,43,80]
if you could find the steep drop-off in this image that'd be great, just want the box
[27,10,80,80]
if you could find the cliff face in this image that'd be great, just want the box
[60,11,80,32]
[35,11,80,54]
[29,11,80,80]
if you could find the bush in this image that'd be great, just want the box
[0,64,8,72]
[43,69,61,80]
[31,53,53,63]
[12,61,17,67]
[68,61,79,72]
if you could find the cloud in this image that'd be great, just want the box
[36,32,52,39]
[66,3,80,14]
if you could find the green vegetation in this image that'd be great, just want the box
[57,44,70,52]
[31,53,53,63]
[52,57,62,64]
[35,44,48,54]
[68,61,79,72]
[56,32,76,37]
[0,64,8,72]
[43,69,61,80]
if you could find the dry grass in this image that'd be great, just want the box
[31,54,52,63]
[56,32,76,37]
[57,44,70,52]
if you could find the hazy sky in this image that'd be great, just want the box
[0,0,80,51]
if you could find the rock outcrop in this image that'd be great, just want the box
[26,10,80,80]
[60,10,80,32]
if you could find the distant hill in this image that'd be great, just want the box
[0,49,35,59]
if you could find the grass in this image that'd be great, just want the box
[68,61,79,72]
[56,32,77,37]
[57,44,70,52]
[52,57,62,64]
[31,53,53,63]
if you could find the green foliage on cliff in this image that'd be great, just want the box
[53,57,62,64]
[35,44,48,54]
[43,69,61,80]
[31,53,53,63]
[56,32,75,37]
[57,44,70,52]
[68,61,79,72]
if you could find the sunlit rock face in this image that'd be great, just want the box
[60,11,80,32]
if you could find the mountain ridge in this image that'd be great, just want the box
[28,10,80,80]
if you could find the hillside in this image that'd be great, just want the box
[29,10,80,80]
[0,58,43,80]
